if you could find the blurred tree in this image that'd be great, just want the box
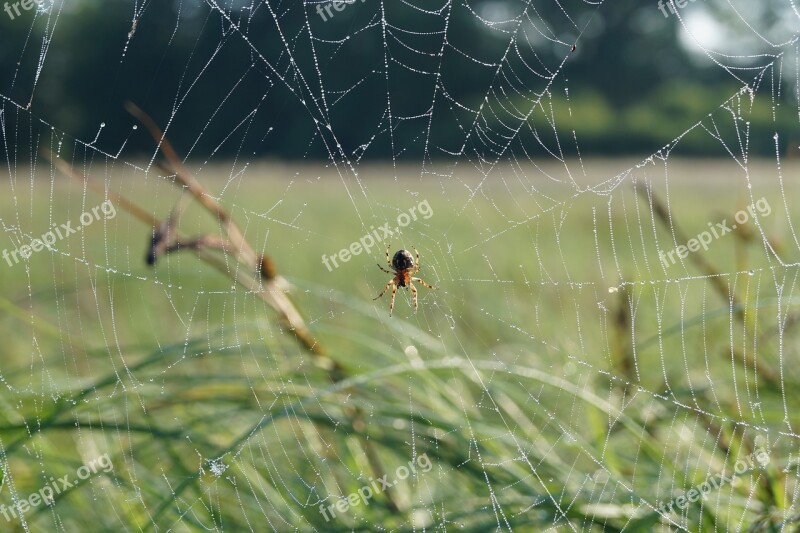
[0,0,793,160]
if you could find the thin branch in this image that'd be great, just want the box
[43,149,326,356]
[635,181,741,315]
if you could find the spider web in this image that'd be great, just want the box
[0,0,799,531]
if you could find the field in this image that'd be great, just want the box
[0,157,798,531]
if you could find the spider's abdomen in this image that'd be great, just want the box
[392,249,415,271]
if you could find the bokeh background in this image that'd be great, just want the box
[0,0,799,531]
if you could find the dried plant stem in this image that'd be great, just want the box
[635,182,741,315]
[634,182,780,388]
[44,148,326,356]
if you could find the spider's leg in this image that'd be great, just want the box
[414,247,420,268]
[373,279,394,300]
[388,282,398,316]
[377,263,392,274]
[385,244,392,266]
[409,282,418,313]
[411,277,436,290]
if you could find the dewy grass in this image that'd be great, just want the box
[319,454,433,522]
[0,168,795,531]
[0,453,114,523]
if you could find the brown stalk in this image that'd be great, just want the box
[635,181,740,315]
[635,183,780,388]
[127,103,260,270]
[127,103,327,355]
[612,285,633,380]
[44,148,325,356]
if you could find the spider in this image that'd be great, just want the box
[373,245,435,316]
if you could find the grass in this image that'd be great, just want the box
[0,157,798,531]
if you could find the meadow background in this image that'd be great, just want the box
[0,0,799,531]
[0,158,798,530]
